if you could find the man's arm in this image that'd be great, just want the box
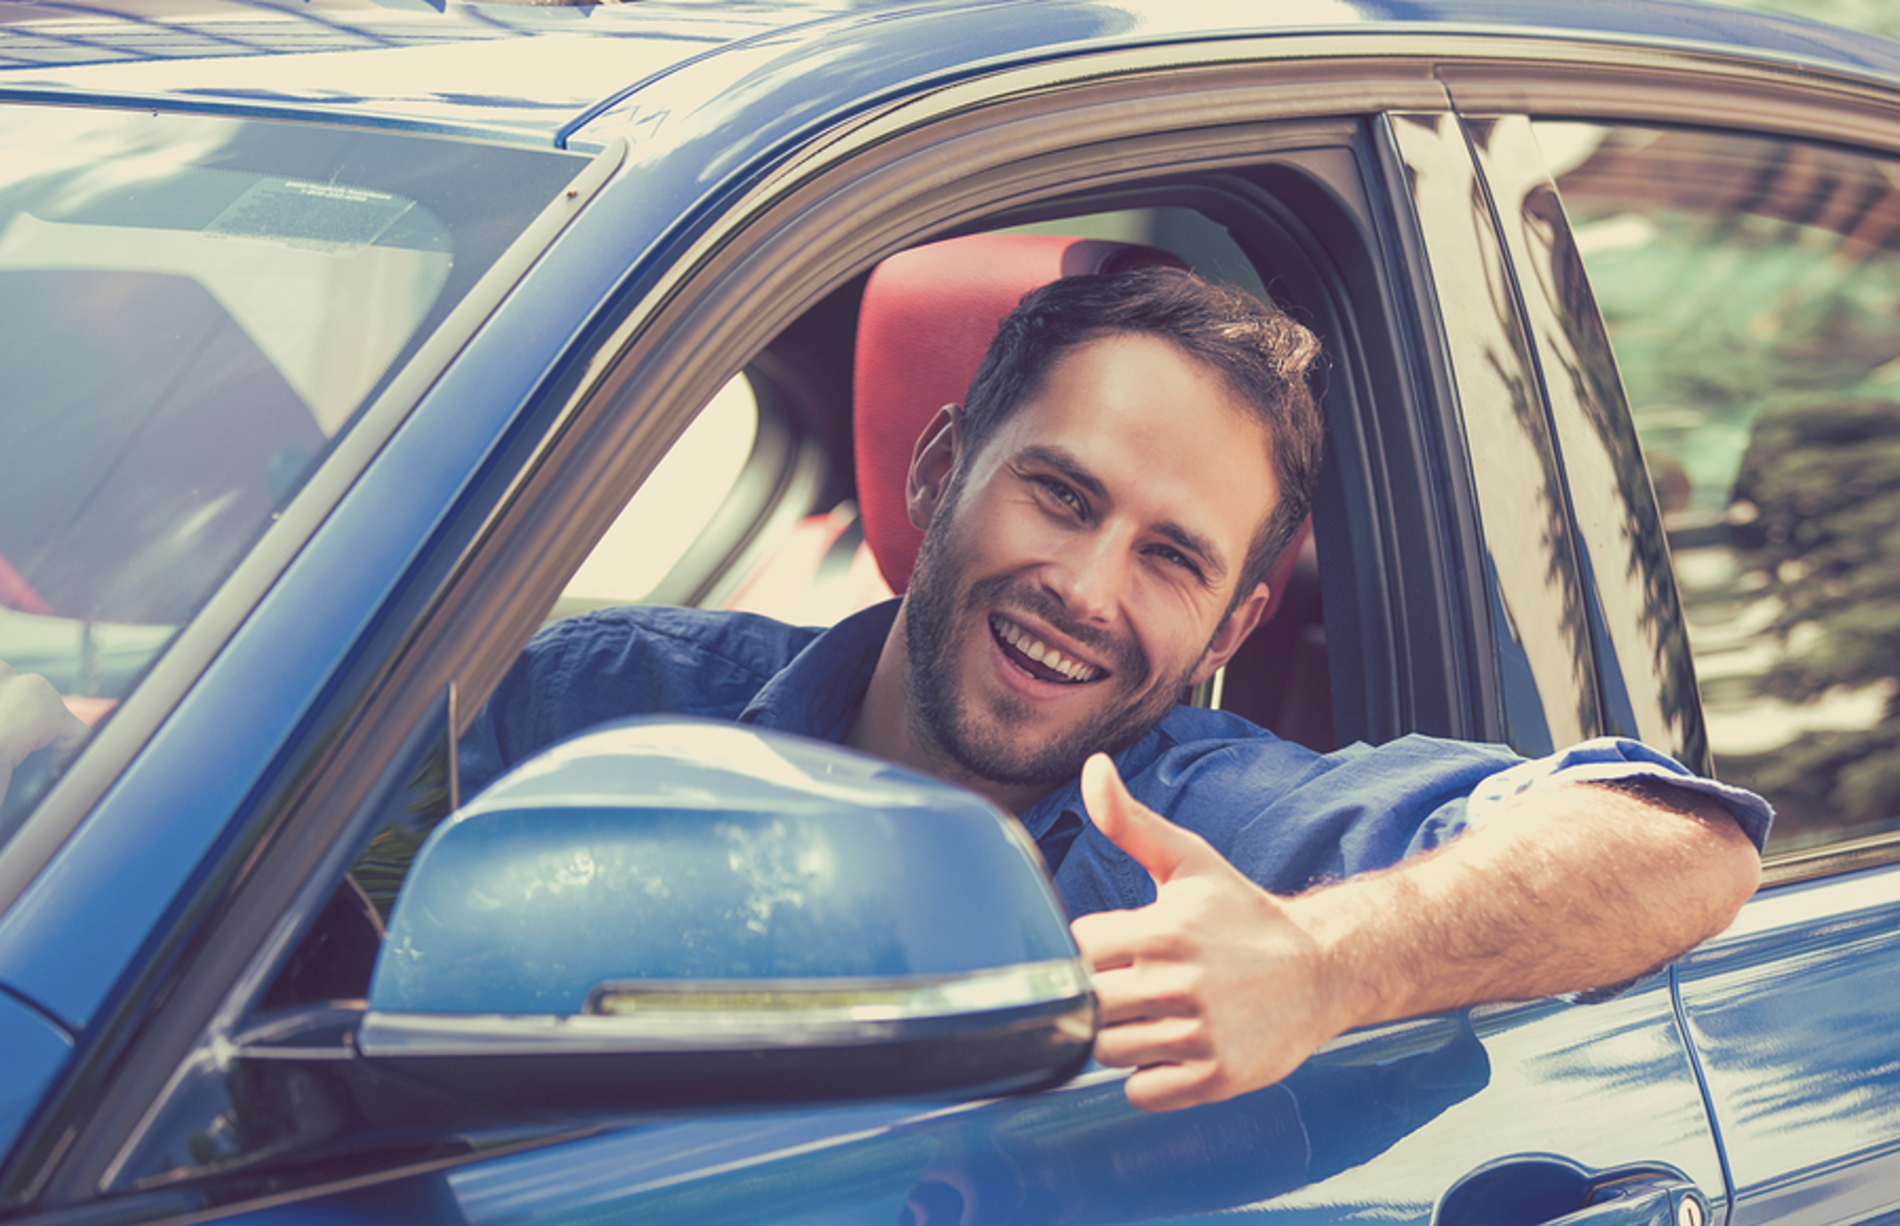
[1070,753,1761,1113]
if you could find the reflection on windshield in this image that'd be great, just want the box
[0,103,586,832]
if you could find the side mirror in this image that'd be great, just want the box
[358,719,1096,1108]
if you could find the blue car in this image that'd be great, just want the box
[2,0,1898,1221]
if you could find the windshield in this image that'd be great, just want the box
[0,103,588,829]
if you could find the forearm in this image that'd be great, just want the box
[1285,780,1762,1032]
[1075,758,1763,1111]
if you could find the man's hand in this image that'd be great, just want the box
[1070,754,1350,1112]
[0,661,88,802]
[1070,753,1760,1115]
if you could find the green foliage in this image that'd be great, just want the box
[349,735,455,921]
[1566,133,1900,841]
[1714,0,1900,42]
[1733,403,1900,703]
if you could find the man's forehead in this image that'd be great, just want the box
[1006,335,1277,469]
[981,334,1281,564]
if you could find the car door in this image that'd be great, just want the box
[1,22,1733,1226]
[1445,55,1900,1226]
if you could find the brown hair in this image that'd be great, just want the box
[959,266,1324,598]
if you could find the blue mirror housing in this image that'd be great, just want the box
[360,719,1096,1107]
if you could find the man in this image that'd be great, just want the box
[461,267,1768,1112]
[0,268,1768,1113]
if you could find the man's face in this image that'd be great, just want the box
[901,332,1280,791]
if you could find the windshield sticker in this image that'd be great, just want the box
[206,179,414,253]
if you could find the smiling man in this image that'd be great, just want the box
[456,265,1769,1112]
[856,327,1294,812]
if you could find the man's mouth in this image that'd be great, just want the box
[989,615,1106,684]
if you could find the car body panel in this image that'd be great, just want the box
[153,985,1720,1225]
[5,1,1900,152]
[428,987,1722,1226]
[1679,865,1900,1226]
[1459,113,1708,766]
[0,992,69,1165]
[1386,108,1601,758]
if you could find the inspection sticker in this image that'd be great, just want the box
[205,178,414,253]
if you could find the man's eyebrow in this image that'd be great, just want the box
[1154,520,1228,584]
[1015,444,1229,582]
[1016,444,1107,501]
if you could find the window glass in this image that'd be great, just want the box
[554,374,761,619]
[1542,122,1900,854]
[0,104,587,835]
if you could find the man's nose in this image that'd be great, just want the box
[1042,529,1129,625]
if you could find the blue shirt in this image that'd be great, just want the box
[461,600,1772,917]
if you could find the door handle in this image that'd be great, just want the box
[1438,1158,1714,1226]
[1547,1174,1711,1226]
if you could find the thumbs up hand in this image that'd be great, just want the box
[1069,753,1351,1112]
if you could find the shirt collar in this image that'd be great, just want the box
[737,595,1183,847]
[1012,718,1176,842]
[738,598,900,742]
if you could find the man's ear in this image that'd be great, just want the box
[1188,582,1271,687]
[907,404,961,531]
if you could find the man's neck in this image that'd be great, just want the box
[846,602,1050,815]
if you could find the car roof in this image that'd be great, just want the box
[2,0,1899,149]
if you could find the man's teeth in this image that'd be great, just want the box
[995,618,1101,682]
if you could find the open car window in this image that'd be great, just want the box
[544,204,1333,743]
[553,374,765,620]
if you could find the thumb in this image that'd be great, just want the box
[1080,753,1219,886]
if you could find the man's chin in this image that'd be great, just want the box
[927,688,1171,793]
[939,730,1093,793]
[902,561,1180,792]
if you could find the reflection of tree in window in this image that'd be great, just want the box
[1548,123,1900,851]
[1723,401,1900,843]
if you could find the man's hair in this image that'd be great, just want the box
[958,265,1325,601]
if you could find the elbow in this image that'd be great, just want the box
[1717,834,1763,930]
[1693,815,1762,943]
[1606,777,1763,944]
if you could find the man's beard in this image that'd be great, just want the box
[901,506,1200,791]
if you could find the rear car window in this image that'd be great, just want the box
[1543,121,1900,857]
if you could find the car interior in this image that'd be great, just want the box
[555,209,1338,759]
[264,203,1353,1008]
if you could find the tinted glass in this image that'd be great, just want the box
[0,104,586,833]
[1543,122,1900,856]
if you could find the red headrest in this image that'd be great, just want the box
[851,234,1186,594]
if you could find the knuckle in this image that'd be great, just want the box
[1134,927,1195,963]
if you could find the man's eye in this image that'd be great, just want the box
[1035,476,1085,513]
[1152,545,1205,580]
